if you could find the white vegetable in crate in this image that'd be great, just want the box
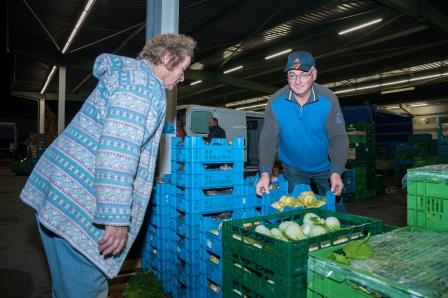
[284,224,306,240]
[279,221,296,233]
[254,224,272,236]
[325,216,341,231]
[303,212,324,226]
[270,228,289,241]
[309,225,327,237]
[302,223,312,237]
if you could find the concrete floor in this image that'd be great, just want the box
[0,159,406,297]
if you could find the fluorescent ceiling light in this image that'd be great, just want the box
[385,105,400,110]
[408,103,428,107]
[61,0,96,54]
[190,80,202,86]
[236,103,267,110]
[338,18,383,35]
[40,66,57,94]
[409,73,443,81]
[223,65,243,74]
[334,71,447,95]
[265,49,292,60]
[381,87,415,94]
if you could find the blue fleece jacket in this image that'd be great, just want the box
[259,83,348,175]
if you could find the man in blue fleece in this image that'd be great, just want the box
[256,51,348,197]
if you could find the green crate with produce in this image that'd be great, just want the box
[222,209,383,298]
[307,227,448,298]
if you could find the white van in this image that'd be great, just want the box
[177,104,264,167]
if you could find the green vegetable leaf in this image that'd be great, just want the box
[343,233,373,261]
[332,253,351,265]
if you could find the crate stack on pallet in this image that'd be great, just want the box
[169,136,261,298]
[141,178,176,293]
[343,121,377,201]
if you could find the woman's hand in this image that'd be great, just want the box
[98,225,128,256]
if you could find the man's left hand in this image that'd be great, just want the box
[330,173,344,196]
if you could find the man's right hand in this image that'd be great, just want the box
[256,172,271,196]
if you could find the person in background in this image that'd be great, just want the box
[176,119,187,139]
[206,117,226,142]
[20,33,196,297]
[256,50,348,198]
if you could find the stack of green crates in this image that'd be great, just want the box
[307,227,448,298]
[407,164,448,231]
[345,121,377,200]
[222,209,384,297]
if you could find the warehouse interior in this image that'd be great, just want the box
[2,0,448,297]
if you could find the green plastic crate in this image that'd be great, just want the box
[222,209,383,298]
[406,165,448,232]
[307,227,448,298]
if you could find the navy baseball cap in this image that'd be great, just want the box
[284,51,316,72]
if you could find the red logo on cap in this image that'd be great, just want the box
[294,58,300,63]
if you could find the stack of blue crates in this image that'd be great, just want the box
[169,136,261,297]
[142,177,175,293]
[342,169,355,193]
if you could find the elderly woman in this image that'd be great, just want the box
[20,34,196,297]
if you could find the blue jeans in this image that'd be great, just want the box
[283,165,330,195]
[36,217,108,298]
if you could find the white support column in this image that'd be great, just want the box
[58,66,66,134]
[147,0,179,177]
[38,96,45,134]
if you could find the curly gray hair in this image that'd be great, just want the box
[138,34,196,71]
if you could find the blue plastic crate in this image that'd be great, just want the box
[146,230,174,251]
[204,230,222,257]
[175,234,203,252]
[142,247,174,274]
[176,245,205,265]
[342,106,373,122]
[261,184,336,215]
[206,282,222,298]
[172,161,244,175]
[174,185,245,201]
[174,210,232,228]
[176,257,206,278]
[145,224,174,241]
[206,251,222,285]
[233,207,262,219]
[171,170,244,188]
[144,264,174,284]
[151,181,174,207]
[172,137,244,163]
[172,281,207,298]
[148,203,173,216]
[174,189,247,214]
[175,214,226,241]
[177,269,205,289]
[149,206,174,228]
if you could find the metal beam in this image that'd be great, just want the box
[181,41,447,105]
[22,0,61,52]
[376,0,448,36]
[185,70,277,94]
[69,22,145,54]
[12,91,87,102]
[179,24,429,101]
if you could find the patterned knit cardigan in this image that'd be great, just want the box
[20,54,166,278]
